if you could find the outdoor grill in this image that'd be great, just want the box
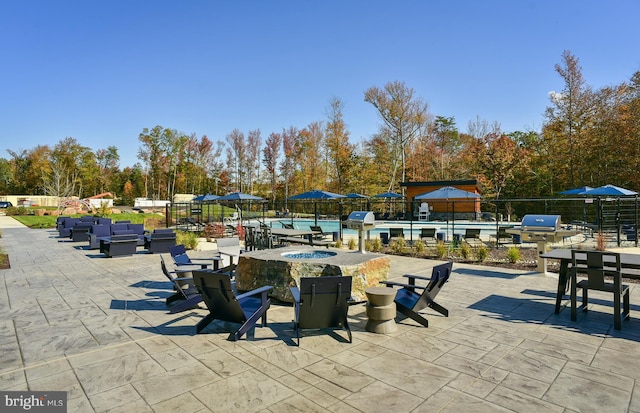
[344,211,376,253]
[507,214,580,272]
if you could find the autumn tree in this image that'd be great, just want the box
[364,81,429,192]
[470,132,529,199]
[281,127,297,206]
[245,129,262,194]
[262,132,282,203]
[225,129,246,192]
[324,98,354,193]
[95,146,120,194]
[543,50,594,190]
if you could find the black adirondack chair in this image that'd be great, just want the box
[159,255,202,313]
[381,261,453,327]
[170,244,218,269]
[290,276,353,346]
[193,270,273,340]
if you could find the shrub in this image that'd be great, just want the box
[413,240,425,254]
[476,244,489,262]
[435,241,448,259]
[348,238,357,250]
[460,242,472,259]
[506,246,521,263]
[5,206,26,216]
[176,230,199,250]
[371,237,382,252]
[390,237,406,254]
[334,239,343,248]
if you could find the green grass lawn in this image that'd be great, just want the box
[11,212,160,228]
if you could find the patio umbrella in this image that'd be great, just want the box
[217,192,265,223]
[287,189,346,200]
[579,185,637,196]
[372,191,403,198]
[287,189,345,225]
[192,193,220,201]
[345,193,368,198]
[414,186,480,199]
[217,192,264,201]
[415,186,479,242]
[558,186,593,195]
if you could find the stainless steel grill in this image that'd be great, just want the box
[520,214,568,242]
[344,211,375,253]
[508,214,580,272]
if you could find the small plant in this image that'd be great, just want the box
[460,242,472,260]
[476,244,489,262]
[94,202,112,218]
[390,237,406,254]
[596,231,607,251]
[334,238,343,248]
[506,246,521,263]
[176,230,199,250]
[435,241,448,259]
[413,240,425,254]
[370,237,382,252]
[348,238,357,250]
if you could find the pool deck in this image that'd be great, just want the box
[2,216,640,412]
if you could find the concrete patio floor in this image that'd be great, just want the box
[2,217,640,412]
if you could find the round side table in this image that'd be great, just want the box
[365,287,397,333]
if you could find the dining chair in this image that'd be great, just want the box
[570,250,630,330]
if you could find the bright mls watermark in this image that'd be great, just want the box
[1,391,66,412]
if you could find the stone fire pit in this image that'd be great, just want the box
[235,247,391,302]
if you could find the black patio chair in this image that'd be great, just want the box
[193,270,273,340]
[169,244,218,269]
[159,255,202,313]
[290,276,353,346]
[570,250,630,330]
[381,261,453,327]
[389,228,404,239]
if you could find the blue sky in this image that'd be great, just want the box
[1,1,639,168]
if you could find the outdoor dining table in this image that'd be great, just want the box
[267,227,323,245]
[540,249,640,313]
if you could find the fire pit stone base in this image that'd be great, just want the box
[235,247,391,302]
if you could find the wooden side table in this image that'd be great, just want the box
[365,287,397,333]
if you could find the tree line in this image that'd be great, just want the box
[1,51,639,206]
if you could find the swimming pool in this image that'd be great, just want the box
[255,218,508,241]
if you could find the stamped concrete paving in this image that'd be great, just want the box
[2,217,640,412]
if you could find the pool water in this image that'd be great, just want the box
[281,250,337,259]
[261,218,506,242]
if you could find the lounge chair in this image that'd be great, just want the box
[193,270,273,340]
[159,255,202,313]
[463,228,484,247]
[489,226,513,247]
[170,244,218,269]
[389,228,404,239]
[570,250,630,330]
[290,276,353,346]
[419,228,436,246]
[87,224,111,249]
[381,261,453,327]
[310,225,330,241]
[144,229,177,253]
